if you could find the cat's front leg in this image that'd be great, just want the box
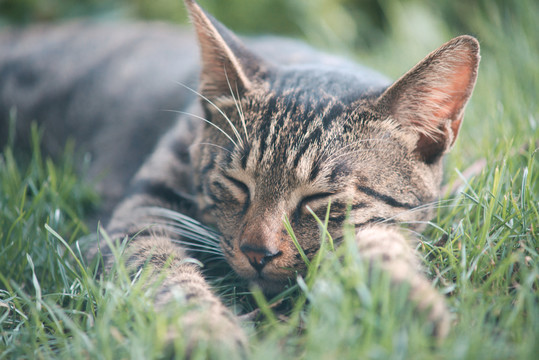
[124,235,247,357]
[355,225,451,338]
[101,210,248,357]
[92,120,247,356]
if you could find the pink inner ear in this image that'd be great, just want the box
[387,52,477,142]
[405,54,476,161]
[432,62,474,121]
[376,36,479,162]
[431,61,475,145]
[407,58,474,148]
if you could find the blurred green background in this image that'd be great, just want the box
[0,0,522,51]
[0,0,532,80]
[1,0,534,158]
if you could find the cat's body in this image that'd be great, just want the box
[0,0,479,354]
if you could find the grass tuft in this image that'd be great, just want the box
[1,0,538,358]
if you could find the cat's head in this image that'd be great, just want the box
[185,0,480,293]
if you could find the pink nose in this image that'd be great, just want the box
[240,245,282,272]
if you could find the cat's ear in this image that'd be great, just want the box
[374,35,480,163]
[185,0,267,98]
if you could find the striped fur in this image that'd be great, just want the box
[0,0,479,353]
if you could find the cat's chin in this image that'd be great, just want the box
[249,276,292,296]
[228,259,297,294]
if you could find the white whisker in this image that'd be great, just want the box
[198,142,234,154]
[224,66,249,142]
[367,196,471,232]
[142,207,225,259]
[165,109,238,148]
[169,239,224,257]
[175,81,244,149]
[235,82,247,140]
[396,220,448,233]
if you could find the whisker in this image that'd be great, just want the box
[395,220,449,234]
[157,210,218,230]
[399,227,425,239]
[200,255,228,263]
[198,142,234,154]
[175,81,244,149]
[143,210,225,258]
[164,227,220,247]
[151,220,221,248]
[224,66,249,142]
[366,195,472,232]
[235,82,247,140]
[169,240,224,257]
[165,109,238,148]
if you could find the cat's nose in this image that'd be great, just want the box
[240,244,282,272]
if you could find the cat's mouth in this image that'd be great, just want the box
[232,262,301,295]
[225,258,293,293]
[249,274,292,295]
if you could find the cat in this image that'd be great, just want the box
[0,0,480,354]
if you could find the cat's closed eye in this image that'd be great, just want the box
[297,192,333,215]
[223,175,251,204]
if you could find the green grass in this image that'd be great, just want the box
[1,0,538,359]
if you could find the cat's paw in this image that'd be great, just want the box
[164,306,248,359]
[407,275,452,338]
[126,242,249,358]
[356,226,452,338]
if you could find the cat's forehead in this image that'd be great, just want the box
[244,86,376,148]
[228,92,387,189]
[207,69,397,192]
[270,66,384,101]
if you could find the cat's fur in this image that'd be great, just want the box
[0,0,479,353]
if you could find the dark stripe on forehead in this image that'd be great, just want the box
[256,96,278,163]
[257,122,271,164]
[282,93,301,115]
[268,106,287,154]
[322,102,344,130]
[265,96,278,117]
[356,185,418,209]
[308,161,321,181]
[310,99,328,120]
[293,127,322,168]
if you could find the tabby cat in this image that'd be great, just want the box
[0,0,479,354]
